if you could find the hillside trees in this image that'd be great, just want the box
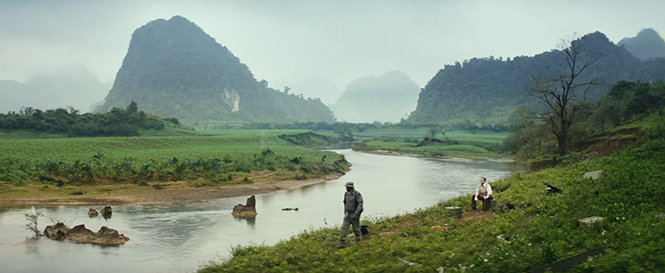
[0,102,170,136]
[527,36,601,157]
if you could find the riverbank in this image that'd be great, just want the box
[199,138,665,272]
[0,173,344,206]
[359,148,515,163]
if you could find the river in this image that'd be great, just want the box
[0,149,515,273]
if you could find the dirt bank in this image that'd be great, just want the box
[0,173,343,206]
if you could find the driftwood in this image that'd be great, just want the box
[541,182,562,193]
[527,247,605,273]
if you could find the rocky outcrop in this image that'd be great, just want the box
[43,223,130,246]
[232,195,258,218]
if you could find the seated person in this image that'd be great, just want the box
[471,177,493,211]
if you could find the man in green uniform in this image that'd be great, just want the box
[338,181,364,248]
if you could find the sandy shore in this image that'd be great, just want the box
[0,173,344,206]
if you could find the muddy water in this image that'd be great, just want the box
[0,149,514,273]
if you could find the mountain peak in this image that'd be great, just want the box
[95,16,334,125]
[618,28,665,60]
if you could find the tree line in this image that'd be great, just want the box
[505,79,665,159]
[0,101,175,137]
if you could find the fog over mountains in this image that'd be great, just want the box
[0,66,111,113]
[94,16,334,125]
[407,31,665,126]
[329,70,420,123]
[0,9,665,129]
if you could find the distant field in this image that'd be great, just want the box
[347,129,509,144]
[0,130,345,185]
[354,141,499,157]
[344,129,509,157]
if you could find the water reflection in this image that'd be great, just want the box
[235,217,256,228]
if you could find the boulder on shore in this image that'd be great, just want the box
[43,223,130,246]
[232,195,258,218]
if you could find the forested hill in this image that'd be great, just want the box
[407,31,665,127]
[329,70,420,123]
[95,16,334,126]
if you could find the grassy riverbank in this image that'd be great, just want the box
[0,130,348,204]
[352,130,508,158]
[199,136,665,272]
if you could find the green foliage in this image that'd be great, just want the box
[353,130,509,158]
[0,131,347,184]
[199,138,665,273]
[407,32,665,127]
[506,80,665,160]
[0,102,173,137]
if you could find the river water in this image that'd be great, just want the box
[0,150,515,273]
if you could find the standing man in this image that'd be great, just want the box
[338,181,363,248]
[471,177,493,211]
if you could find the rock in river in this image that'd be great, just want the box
[43,223,129,246]
[232,195,258,218]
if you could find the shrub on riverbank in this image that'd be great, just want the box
[199,137,665,272]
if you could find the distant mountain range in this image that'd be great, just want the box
[94,16,334,125]
[0,66,111,113]
[618,28,665,60]
[329,70,420,123]
[407,31,665,127]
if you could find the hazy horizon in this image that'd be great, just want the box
[1,0,664,112]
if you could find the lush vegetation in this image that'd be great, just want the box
[199,123,665,272]
[0,130,347,190]
[352,130,508,158]
[407,32,665,128]
[505,80,665,160]
[0,101,183,137]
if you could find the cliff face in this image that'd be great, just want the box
[407,31,665,126]
[96,16,334,125]
[618,28,665,60]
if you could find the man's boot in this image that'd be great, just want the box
[336,240,346,248]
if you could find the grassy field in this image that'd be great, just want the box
[0,130,347,197]
[199,136,665,273]
[347,130,509,158]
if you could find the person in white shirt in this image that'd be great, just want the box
[471,177,493,211]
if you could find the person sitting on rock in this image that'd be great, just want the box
[471,177,493,211]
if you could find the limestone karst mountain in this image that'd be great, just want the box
[95,16,334,125]
[329,70,420,123]
[618,28,665,60]
[407,31,665,127]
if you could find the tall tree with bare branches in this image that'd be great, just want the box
[527,36,601,157]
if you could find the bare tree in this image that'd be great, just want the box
[527,36,601,157]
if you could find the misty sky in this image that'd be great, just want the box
[1,0,664,104]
